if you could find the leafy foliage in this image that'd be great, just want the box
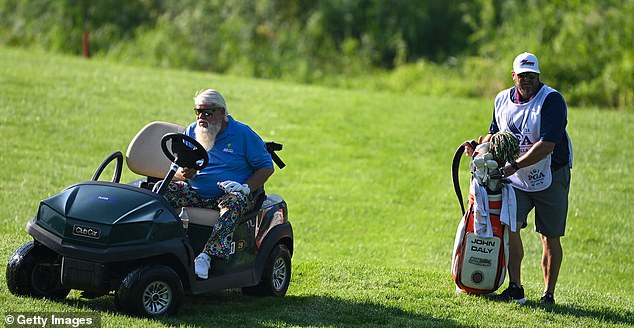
[461,0,633,108]
[0,0,631,108]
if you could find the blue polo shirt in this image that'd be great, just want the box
[185,116,273,199]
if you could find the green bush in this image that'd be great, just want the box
[462,0,633,108]
[0,0,631,108]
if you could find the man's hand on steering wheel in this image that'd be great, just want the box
[175,167,197,180]
[161,133,209,170]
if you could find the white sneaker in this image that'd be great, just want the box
[194,253,211,279]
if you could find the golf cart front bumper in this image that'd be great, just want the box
[26,219,191,293]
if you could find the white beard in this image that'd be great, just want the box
[195,121,221,151]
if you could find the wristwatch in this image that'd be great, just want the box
[510,160,520,170]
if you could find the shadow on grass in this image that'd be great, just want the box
[486,296,634,326]
[61,290,468,327]
[525,300,634,326]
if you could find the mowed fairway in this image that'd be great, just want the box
[1,47,632,327]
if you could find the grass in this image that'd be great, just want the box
[1,46,633,327]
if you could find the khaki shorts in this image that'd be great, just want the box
[514,166,571,237]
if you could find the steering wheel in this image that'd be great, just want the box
[160,133,209,170]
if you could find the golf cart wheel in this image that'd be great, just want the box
[6,241,70,300]
[242,244,291,297]
[115,265,183,317]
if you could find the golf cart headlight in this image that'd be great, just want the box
[37,204,66,234]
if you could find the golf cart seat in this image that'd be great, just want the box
[126,121,221,226]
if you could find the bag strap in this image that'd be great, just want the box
[452,145,466,215]
[452,141,477,215]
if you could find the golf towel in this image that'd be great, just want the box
[472,177,493,238]
[500,184,517,232]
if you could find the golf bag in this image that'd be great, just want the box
[450,144,509,294]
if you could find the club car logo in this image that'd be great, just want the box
[72,224,101,239]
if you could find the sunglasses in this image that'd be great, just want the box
[517,72,538,80]
[194,107,222,117]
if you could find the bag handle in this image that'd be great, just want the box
[266,142,286,169]
[452,141,477,215]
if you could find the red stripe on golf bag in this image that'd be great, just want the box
[451,193,509,294]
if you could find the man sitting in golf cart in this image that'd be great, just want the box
[162,88,274,279]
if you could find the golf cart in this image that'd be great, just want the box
[6,121,293,317]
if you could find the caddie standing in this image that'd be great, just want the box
[464,52,573,304]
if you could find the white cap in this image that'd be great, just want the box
[513,52,540,74]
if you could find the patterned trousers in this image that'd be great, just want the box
[163,181,253,259]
